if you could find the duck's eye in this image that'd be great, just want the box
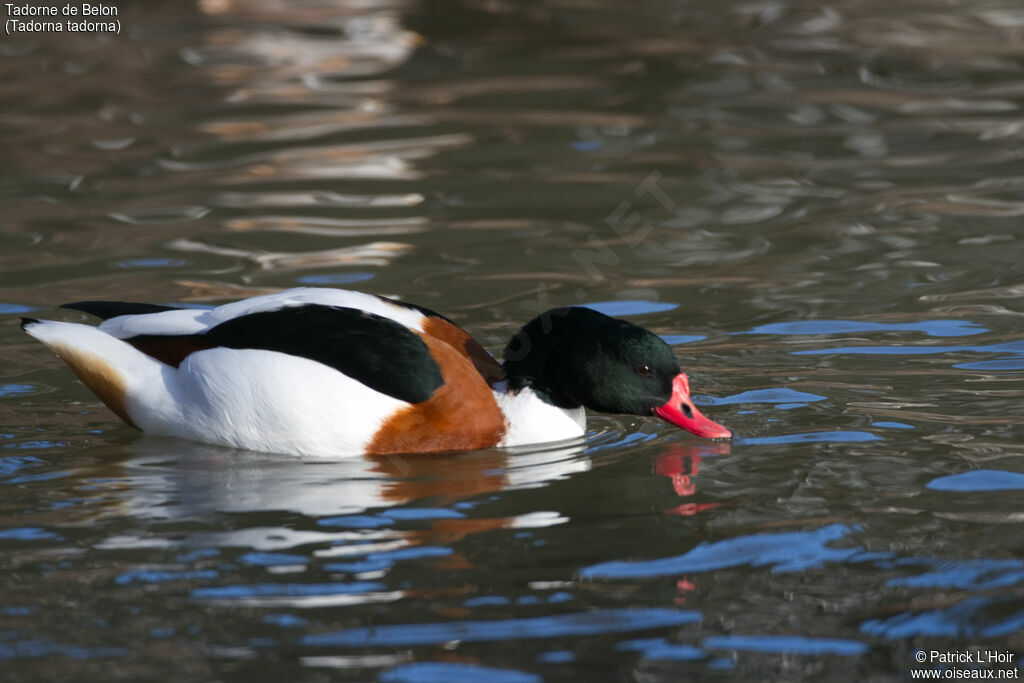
[636,364,652,376]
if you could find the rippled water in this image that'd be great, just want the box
[2,0,1024,680]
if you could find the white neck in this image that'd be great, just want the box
[493,383,587,448]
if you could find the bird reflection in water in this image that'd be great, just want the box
[652,441,730,606]
[654,442,730,517]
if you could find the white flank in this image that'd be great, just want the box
[159,348,407,456]
[24,319,409,457]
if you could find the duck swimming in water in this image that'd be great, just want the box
[21,288,731,456]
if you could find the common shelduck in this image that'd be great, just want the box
[20,288,731,456]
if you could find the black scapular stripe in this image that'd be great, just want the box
[200,304,444,405]
[62,301,182,320]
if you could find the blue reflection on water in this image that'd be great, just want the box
[116,569,219,586]
[0,640,128,659]
[702,388,827,406]
[383,508,465,521]
[926,469,1024,492]
[324,546,452,573]
[617,637,705,661]
[576,518,1024,641]
[262,613,308,628]
[707,658,736,670]
[380,661,541,683]
[799,345,960,356]
[793,339,1024,370]
[581,301,678,316]
[0,527,63,542]
[298,272,375,285]
[0,303,37,315]
[956,357,1024,371]
[586,431,657,453]
[368,546,452,562]
[176,548,219,562]
[239,552,308,567]
[462,592,575,608]
[735,317,1024,369]
[6,471,68,484]
[702,634,868,656]
[661,334,707,345]
[0,455,45,478]
[2,440,65,451]
[884,557,1024,591]
[0,384,36,397]
[191,582,384,600]
[582,524,884,579]
[318,514,394,528]
[736,431,882,445]
[1,606,35,616]
[323,559,391,573]
[464,596,510,607]
[740,320,987,337]
[861,596,1024,639]
[302,608,702,647]
[871,421,914,430]
[116,258,186,269]
[537,650,576,663]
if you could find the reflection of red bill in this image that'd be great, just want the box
[655,445,724,515]
[653,374,732,439]
[655,454,698,496]
[666,502,720,516]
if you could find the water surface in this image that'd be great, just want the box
[2,0,1024,680]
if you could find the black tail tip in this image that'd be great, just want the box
[20,317,40,330]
